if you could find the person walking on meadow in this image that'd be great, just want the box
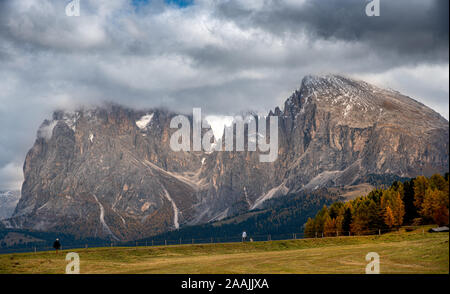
[242,231,247,242]
[53,238,61,254]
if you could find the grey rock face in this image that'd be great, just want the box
[4,75,449,240]
[0,191,20,220]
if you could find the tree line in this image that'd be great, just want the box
[304,174,449,237]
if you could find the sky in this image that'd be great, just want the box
[0,0,448,190]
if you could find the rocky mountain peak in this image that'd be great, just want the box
[282,74,448,130]
[3,75,448,241]
[301,74,374,92]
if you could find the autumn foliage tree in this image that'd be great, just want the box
[304,174,448,238]
[421,188,449,226]
[381,189,405,228]
[413,176,429,212]
[384,206,396,229]
[324,217,337,236]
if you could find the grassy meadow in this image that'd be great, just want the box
[0,227,448,274]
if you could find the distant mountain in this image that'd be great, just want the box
[0,191,20,220]
[3,74,448,241]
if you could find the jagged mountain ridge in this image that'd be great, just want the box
[3,74,448,240]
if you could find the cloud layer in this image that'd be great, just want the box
[0,0,448,190]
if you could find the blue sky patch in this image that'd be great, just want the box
[166,0,193,8]
[132,0,193,8]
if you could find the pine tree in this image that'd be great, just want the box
[393,191,405,226]
[384,206,395,229]
[335,214,344,235]
[381,189,405,227]
[403,179,418,223]
[329,202,344,219]
[422,188,449,226]
[324,217,336,237]
[314,205,330,234]
[304,218,316,238]
[429,174,447,191]
[342,206,352,233]
[413,176,429,211]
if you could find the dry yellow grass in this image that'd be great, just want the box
[0,229,448,274]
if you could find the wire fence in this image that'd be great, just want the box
[0,227,421,255]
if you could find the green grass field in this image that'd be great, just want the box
[0,228,448,274]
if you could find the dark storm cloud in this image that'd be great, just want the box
[0,0,448,190]
[214,0,448,63]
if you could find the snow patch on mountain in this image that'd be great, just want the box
[92,194,119,240]
[136,113,154,130]
[62,112,79,132]
[162,187,179,229]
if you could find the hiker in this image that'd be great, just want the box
[242,231,247,242]
[53,238,61,254]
